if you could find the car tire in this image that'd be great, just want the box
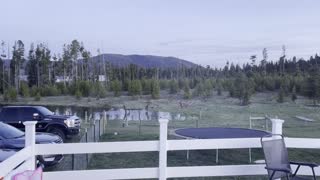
[47,127,66,142]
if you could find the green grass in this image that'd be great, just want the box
[88,92,320,179]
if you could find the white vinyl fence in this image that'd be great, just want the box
[1,118,320,180]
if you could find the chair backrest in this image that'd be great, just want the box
[261,134,291,179]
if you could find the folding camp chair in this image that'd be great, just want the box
[261,134,318,180]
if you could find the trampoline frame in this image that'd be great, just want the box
[173,127,271,164]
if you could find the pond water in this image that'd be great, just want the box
[44,105,198,122]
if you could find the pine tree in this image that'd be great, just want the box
[141,78,152,95]
[111,80,122,97]
[183,84,191,99]
[11,40,25,90]
[277,85,285,103]
[169,80,179,94]
[216,80,222,96]
[204,79,213,97]
[128,80,142,96]
[27,43,37,87]
[151,79,160,99]
[70,40,81,81]
[291,85,297,102]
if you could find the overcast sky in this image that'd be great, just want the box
[1,0,320,67]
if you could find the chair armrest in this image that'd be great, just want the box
[265,166,292,173]
[290,161,318,168]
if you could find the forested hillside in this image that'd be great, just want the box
[1,40,320,106]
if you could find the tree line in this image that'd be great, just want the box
[1,40,320,105]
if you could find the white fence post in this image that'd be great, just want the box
[23,121,37,170]
[271,118,284,135]
[159,118,168,180]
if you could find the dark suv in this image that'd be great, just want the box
[0,106,80,141]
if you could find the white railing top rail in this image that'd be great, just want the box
[35,137,320,156]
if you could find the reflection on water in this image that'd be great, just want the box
[47,106,196,122]
[106,108,187,121]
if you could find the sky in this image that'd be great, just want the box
[1,0,320,67]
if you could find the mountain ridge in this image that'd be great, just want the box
[91,53,198,68]
[0,54,199,69]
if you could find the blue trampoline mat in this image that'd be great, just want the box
[175,127,270,139]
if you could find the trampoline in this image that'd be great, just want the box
[175,127,270,139]
[174,127,271,163]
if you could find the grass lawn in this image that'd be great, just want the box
[8,91,320,178]
[88,92,320,179]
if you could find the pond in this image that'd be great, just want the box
[44,105,198,122]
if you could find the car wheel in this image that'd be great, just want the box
[48,127,66,142]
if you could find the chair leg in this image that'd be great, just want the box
[293,165,301,177]
[286,174,290,180]
[312,167,316,180]
[270,171,276,180]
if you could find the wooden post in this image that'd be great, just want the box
[85,129,89,165]
[85,111,88,123]
[249,148,252,163]
[139,110,141,136]
[103,110,107,134]
[216,149,219,164]
[197,110,201,128]
[93,123,96,142]
[159,118,168,180]
[23,121,37,170]
[265,118,268,131]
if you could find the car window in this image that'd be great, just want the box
[0,122,24,139]
[36,107,54,116]
[2,108,22,122]
[21,108,39,121]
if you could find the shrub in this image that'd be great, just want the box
[92,83,107,99]
[193,82,204,97]
[183,85,191,99]
[34,92,41,101]
[3,91,9,102]
[56,83,68,95]
[159,80,169,90]
[141,79,152,95]
[128,80,142,96]
[19,82,29,97]
[169,80,179,94]
[111,80,122,97]
[75,90,82,100]
[122,78,130,91]
[68,82,78,95]
[291,85,297,102]
[277,86,285,103]
[216,81,222,96]
[151,80,160,99]
[178,79,186,89]
[8,88,17,101]
[79,81,91,97]
[242,91,250,105]
[30,86,40,97]
[40,86,59,96]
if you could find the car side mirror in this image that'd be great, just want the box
[33,113,40,120]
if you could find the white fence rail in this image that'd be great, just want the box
[1,118,320,180]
